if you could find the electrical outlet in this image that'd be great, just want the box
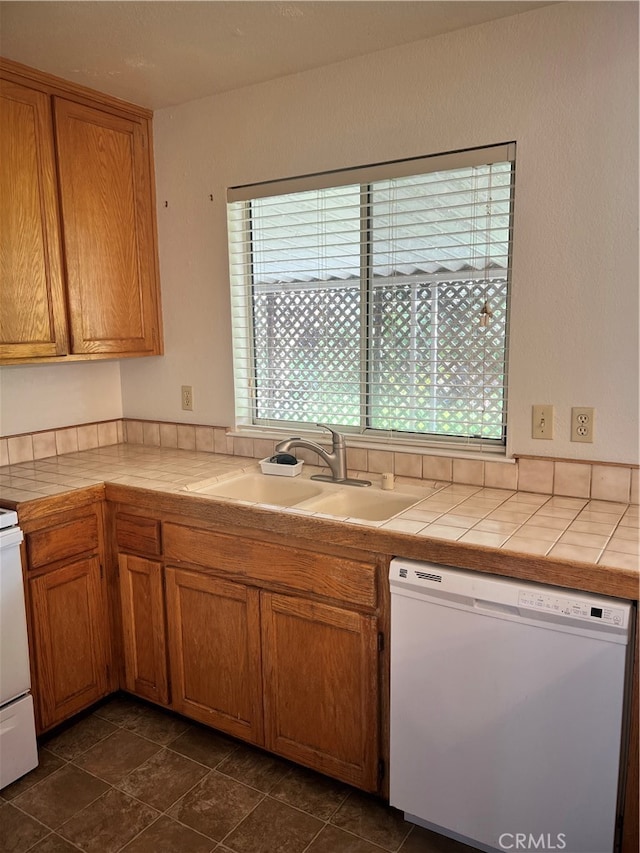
[532,404,554,439]
[571,407,594,443]
[181,385,193,411]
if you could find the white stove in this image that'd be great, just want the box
[0,508,38,788]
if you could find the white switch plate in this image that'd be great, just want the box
[571,406,594,442]
[532,405,554,439]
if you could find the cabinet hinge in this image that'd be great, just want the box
[377,632,384,652]
[378,759,385,783]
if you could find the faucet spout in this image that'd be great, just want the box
[275,424,370,486]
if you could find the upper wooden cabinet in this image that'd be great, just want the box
[0,59,163,363]
[0,80,68,360]
[54,99,160,355]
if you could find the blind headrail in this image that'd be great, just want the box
[227,142,516,203]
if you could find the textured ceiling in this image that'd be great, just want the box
[0,1,554,109]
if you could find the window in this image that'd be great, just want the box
[227,144,515,448]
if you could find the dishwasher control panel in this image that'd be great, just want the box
[518,590,626,626]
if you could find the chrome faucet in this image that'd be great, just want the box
[275,424,371,487]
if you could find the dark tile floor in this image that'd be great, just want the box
[1,695,477,853]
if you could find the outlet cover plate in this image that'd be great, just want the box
[181,385,193,411]
[571,407,594,442]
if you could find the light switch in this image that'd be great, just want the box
[532,405,554,439]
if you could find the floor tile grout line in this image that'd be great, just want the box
[1,750,70,803]
[22,696,418,853]
[323,818,406,853]
[111,812,172,853]
[164,739,242,772]
[110,760,214,813]
[149,805,227,848]
[50,718,314,843]
[5,789,98,842]
[54,786,162,847]
[22,828,85,853]
[54,752,293,850]
[7,761,108,828]
[43,709,128,760]
[64,761,226,851]
[205,788,268,850]
[296,817,326,853]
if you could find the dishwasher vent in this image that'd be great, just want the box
[415,571,443,583]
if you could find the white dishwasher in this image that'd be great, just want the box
[389,559,634,853]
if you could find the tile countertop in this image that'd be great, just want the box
[1,443,638,598]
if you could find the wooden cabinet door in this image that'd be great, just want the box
[0,80,67,359]
[53,98,160,356]
[261,592,380,792]
[29,557,110,730]
[119,554,168,705]
[165,567,263,744]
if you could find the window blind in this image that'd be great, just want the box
[227,144,515,446]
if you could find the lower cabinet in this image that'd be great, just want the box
[162,562,380,792]
[29,556,110,730]
[119,554,168,705]
[261,592,379,791]
[58,506,384,793]
[165,567,263,744]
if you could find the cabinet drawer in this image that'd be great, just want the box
[163,523,377,609]
[27,513,99,570]
[116,513,162,556]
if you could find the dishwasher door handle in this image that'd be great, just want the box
[473,598,521,617]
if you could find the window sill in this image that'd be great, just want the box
[229,426,510,463]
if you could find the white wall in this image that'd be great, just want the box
[128,1,637,461]
[0,361,123,435]
[4,3,637,463]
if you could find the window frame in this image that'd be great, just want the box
[227,143,515,451]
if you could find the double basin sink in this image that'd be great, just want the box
[183,470,424,522]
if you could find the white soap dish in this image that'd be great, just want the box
[259,457,304,477]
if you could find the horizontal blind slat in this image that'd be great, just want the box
[228,148,513,444]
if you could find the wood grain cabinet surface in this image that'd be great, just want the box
[120,510,383,790]
[14,492,638,833]
[119,554,169,706]
[165,567,264,744]
[0,79,68,360]
[261,591,380,791]
[0,59,163,363]
[21,501,113,732]
[29,556,110,731]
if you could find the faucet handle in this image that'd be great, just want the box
[316,423,345,447]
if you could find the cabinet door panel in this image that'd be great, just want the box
[0,80,67,359]
[165,567,263,744]
[29,557,109,730]
[261,593,379,791]
[54,98,159,355]
[119,554,168,704]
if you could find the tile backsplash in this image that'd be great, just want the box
[1,418,638,504]
[1,420,124,467]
